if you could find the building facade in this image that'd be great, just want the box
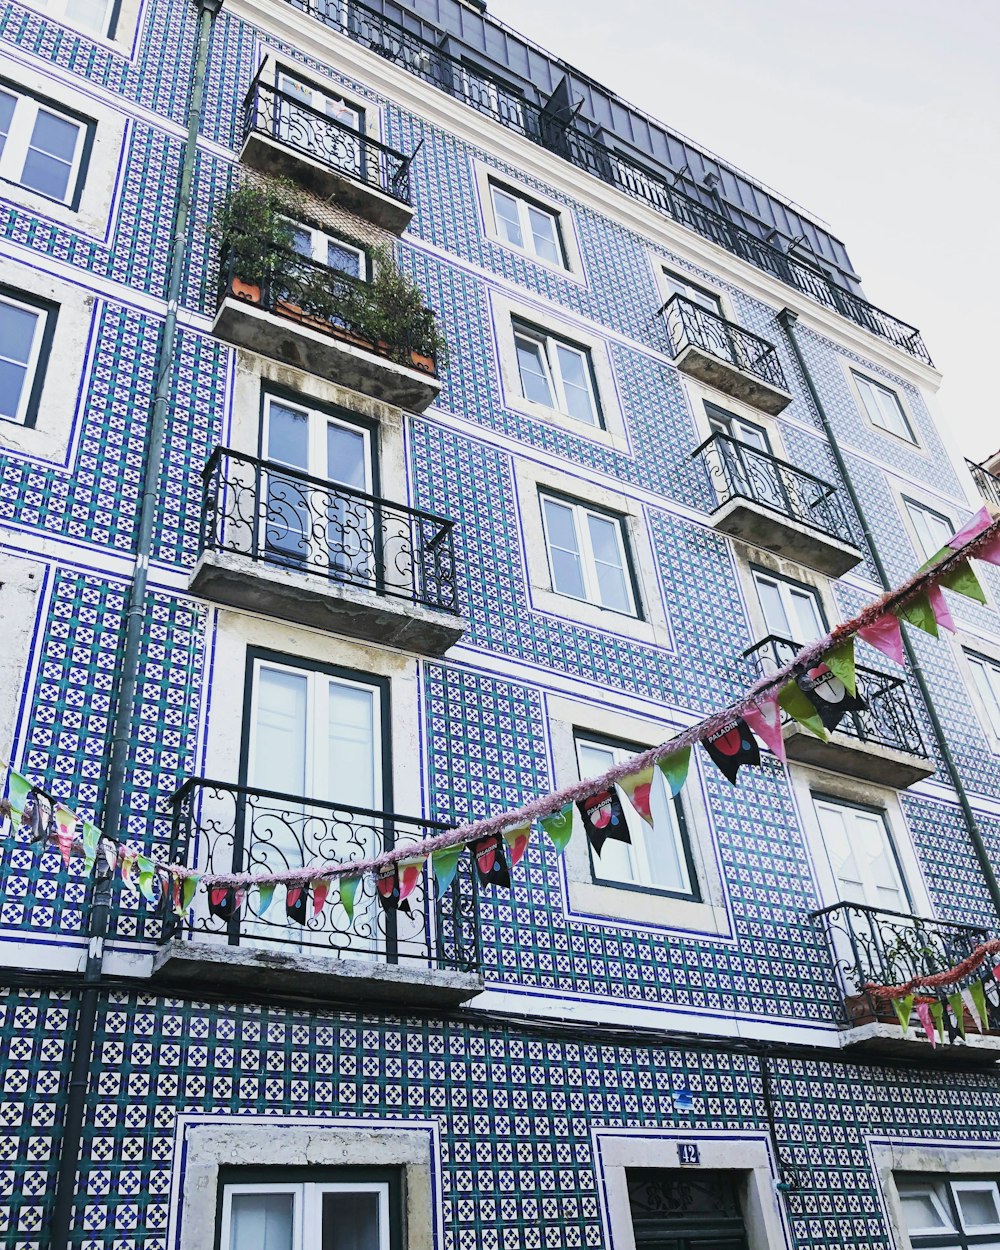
[2,0,1000,1247]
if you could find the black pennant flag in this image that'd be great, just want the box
[702,719,760,785]
[286,885,308,926]
[209,886,239,922]
[576,789,630,855]
[471,833,511,889]
[800,665,867,733]
[376,864,412,914]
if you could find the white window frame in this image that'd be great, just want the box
[263,393,373,488]
[0,86,87,205]
[0,291,50,427]
[286,220,368,280]
[540,492,638,617]
[219,1179,391,1250]
[811,794,911,913]
[488,180,566,268]
[851,370,917,443]
[967,651,1000,740]
[903,496,955,562]
[661,267,724,317]
[513,321,601,427]
[750,568,827,644]
[276,70,363,131]
[27,0,116,36]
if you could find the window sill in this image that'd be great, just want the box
[568,877,729,936]
[529,582,664,644]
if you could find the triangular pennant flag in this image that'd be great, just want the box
[540,803,574,853]
[120,852,139,894]
[657,746,691,797]
[947,990,967,1040]
[799,665,867,733]
[896,592,938,637]
[949,505,993,548]
[929,999,945,1043]
[312,878,330,917]
[970,979,989,1032]
[209,884,239,920]
[136,854,158,902]
[927,583,956,633]
[28,793,50,845]
[777,681,828,741]
[824,639,856,697]
[286,884,308,925]
[5,771,32,819]
[431,845,464,898]
[962,986,984,1033]
[53,806,76,867]
[375,864,411,914]
[857,614,905,666]
[397,856,426,902]
[82,820,100,875]
[916,545,954,573]
[181,873,200,912]
[915,1000,936,1046]
[576,788,630,854]
[701,719,760,784]
[170,873,184,918]
[743,696,786,762]
[340,874,361,921]
[973,530,1000,566]
[617,767,655,825]
[471,833,511,889]
[257,880,275,915]
[940,559,987,604]
[891,993,914,1032]
[502,822,531,867]
[102,840,117,874]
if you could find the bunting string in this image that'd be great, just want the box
[863,940,1000,1003]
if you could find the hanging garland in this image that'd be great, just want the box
[3,507,1000,935]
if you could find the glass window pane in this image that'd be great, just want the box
[956,1183,1000,1230]
[970,657,1000,736]
[526,204,560,265]
[0,359,30,419]
[788,588,824,641]
[491,187,523,248]
[327,423,367,490]
[897,1182,954,1232]
[253,668,308,796]
[327,241,362,277]
[586,513,631,613]
[643,783,690,892]
[229,1192,295,1250]
[64,0,111,32]
[754,576,792,638]
[876,386,907,437]
[543,499,586,600]
[0,301,41,365]
[322,1190,381,1250]
[0,90,16,156]
[21,110,78,200]
[327,681,377,809]
[554,344,597,425]
[267,403,309,469]
[31,108,79,161]
[515,335,554,407]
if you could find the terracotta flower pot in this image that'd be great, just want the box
[230,277,261,303]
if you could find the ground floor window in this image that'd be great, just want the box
[897,1175,1000,1248]
[628,1168,749,1250]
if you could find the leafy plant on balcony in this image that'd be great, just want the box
[211,176,298,287]
[354,246,449,370]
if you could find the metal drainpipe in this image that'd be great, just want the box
[48,1,221,1243]
[776,308,1000,921]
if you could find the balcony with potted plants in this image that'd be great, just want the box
[210,180,446,411]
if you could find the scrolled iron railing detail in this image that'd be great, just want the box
[272,0,932,365]
[967,458,1000,511]
[660,295,790,392]
[243,78,412,204]
[744,635,927,757]
[692,432,855,545]
[163,777,480,971]
[200,447,460,615]
[810,901,990,1030]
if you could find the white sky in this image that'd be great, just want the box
[490,0,999,462]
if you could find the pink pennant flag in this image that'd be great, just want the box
[915,1001,936,1047]
[950,505,993,548]
[974,531,1000,566]
[398,856,425,902]
[857,614,904,665]
[743,695,786,762]
[926,583,956,633]
[993,961,1000,983]
[312,880,329,917]
[53,806,76,867]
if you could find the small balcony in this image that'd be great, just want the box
[745,636,933,787]
[189,447,466,655]
[660,294,792,415]
[153,778,483,1006]
[240,78,414,233]
[811,902,1000,1064]
[967,457,1000,511]
[213,248,443,412]
[692,432,861,576]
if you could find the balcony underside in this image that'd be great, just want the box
[152,940,484,1007]
[836,1019,1000,1067]
[783,723,933,788]
[214,298,442,413]
[674,343,792,415]
[710,497,861,576]
[240,131,413,234]
[190,548,467,656]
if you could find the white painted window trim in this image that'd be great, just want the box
[733,551,836,649]
[472,161,584,278]
[872,1140,1000,1250]
[286,219,369,279]
[539,491,637,617]
[840,358,924,451]
[265,57,381,142]
[0,291,49,426]
[513,321,601,428]
[17,0,142,49]
[648,250,734,323]
[901,494,956,563]
[220,1178,392,1250]
[749,566,827,643]
[0,85,87,206]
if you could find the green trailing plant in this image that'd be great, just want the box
[357,246,449,368]
[211,177,298,286]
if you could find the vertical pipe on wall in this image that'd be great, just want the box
[776,308,1000,922]
[48,0,222,1243]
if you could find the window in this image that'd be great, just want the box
[628,1169,748,1249]
[706,403,772,452]
[897,1175,1000,1248]
[276,71,363,178]
[852,371,916,442]
[751,568,826,643]
[0,288,56,426]
[662,268,723,317]
[813,795,909,912]
[513,320,602,426]
[968,652,1000,738]
[219,1169,400,1250]
[28,0,116,37]
[0,85,89,204]
[488,180,565,267]
[540,493,638,616]
[576,733,698,899]
[706,403,788,512]
[904,497,954,561]
[288,223,368,280]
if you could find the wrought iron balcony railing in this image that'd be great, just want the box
[279,0,932,365]
[967,458,1000,511]
[660,295,790,392]
[163,778,480,971]
[810,900,989,1031]
[692,432,854,545]
[218,245,441,375]
[744,635,927,756]
[199,447,460,616]
[242,77,412,206]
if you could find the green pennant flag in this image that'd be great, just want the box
[916,545,953,573]
[82,821,101,875]
[778,681,829,740]
[896,592,938,637]
[929,999,945,1043]
[136,854,158,902]
[257,881,275,915]
[181,873,200,911]
[891,993,914,1033]
[823,640,856,697]
[430,845,464,898]
[5,771,32,820]
[340,873,362,921]
[540,803,574,853]
[970,979,990,1032]
[940,559,987,604]
[657,746,691,798]
[947,990,967,1040]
